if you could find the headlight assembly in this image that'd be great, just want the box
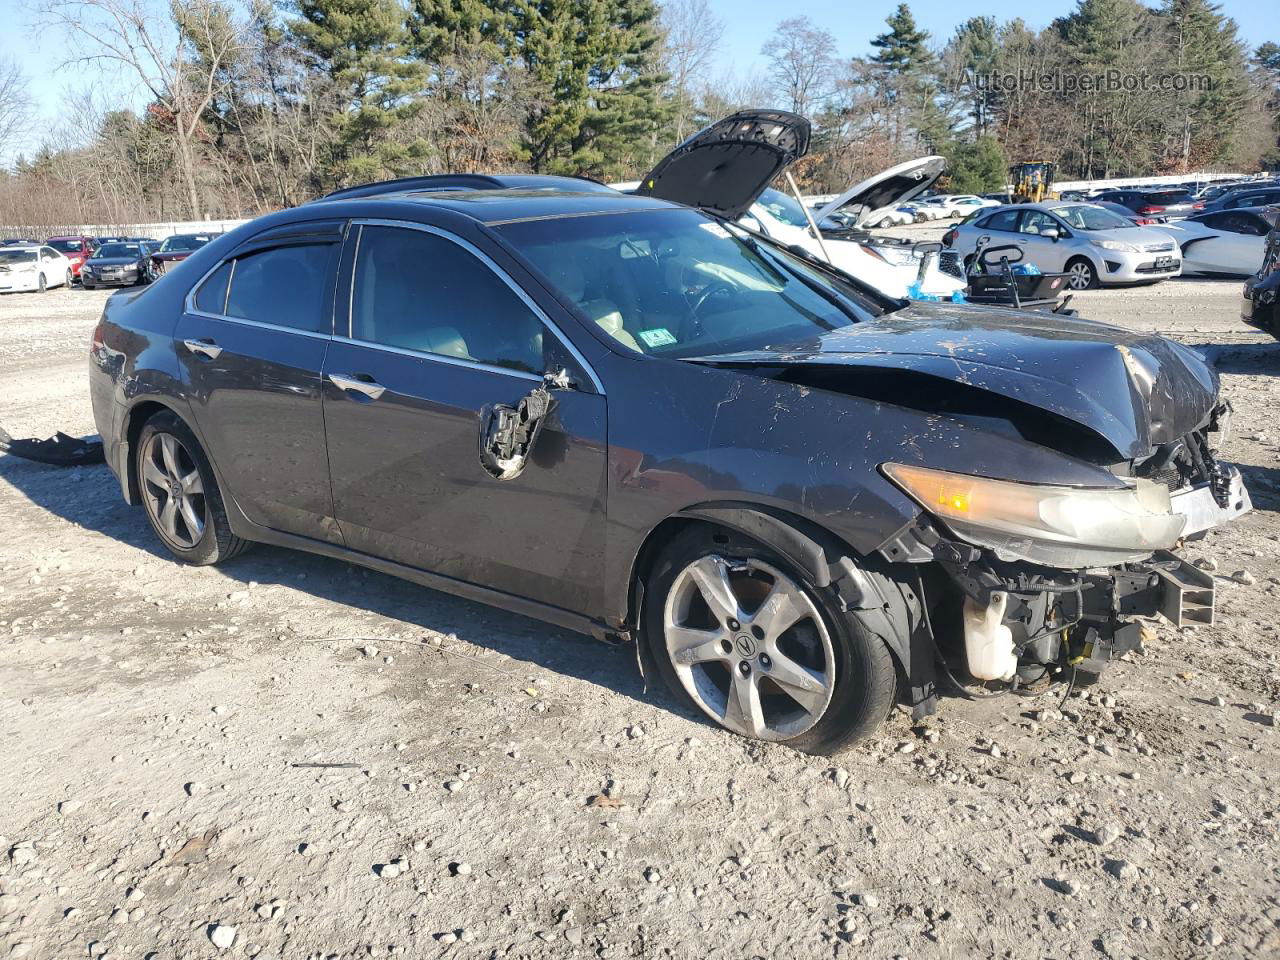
[882,462,1186,568]
[1094,239,1138,253]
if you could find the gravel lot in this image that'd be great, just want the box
[2,268,1279,960]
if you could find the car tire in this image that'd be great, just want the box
[36,273,46,293]
[64,269,73,289]
[1065,257,1099,290]
[643,524,898,755]
[82,281,95,290]
[135,411,252,566]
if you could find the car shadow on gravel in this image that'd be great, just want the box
[0,455,672,715]
[1192,341,1280,374]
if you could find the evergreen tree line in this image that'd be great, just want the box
[0,0,1276,229]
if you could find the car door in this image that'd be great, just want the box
[39,246,61,286]
[322,220,609,616]
[1210,213,1267,274]
[964,208,1020,260]
[1016,210,1070,271]
[175,220,345,543]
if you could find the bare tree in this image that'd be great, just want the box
[0,57,34,164]
[41,0,242,218]
[660,0,725,141]
[760,16,837,117]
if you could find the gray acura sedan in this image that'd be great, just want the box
[88,112,1251,754]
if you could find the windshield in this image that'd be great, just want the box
[756,188,812,228]
[1049,204,1135,231]
[0,249,37,265]
[159,235,210,253]
[497,208,878,359]
[47,239,84,254]
[93,243,141,259]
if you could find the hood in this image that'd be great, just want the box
[88,257,142,267]
[813,156,947,228]
[691,304,1218,461]
[635,110,811,220]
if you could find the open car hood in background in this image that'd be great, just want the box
[635,110,811,220]
[813,156,947,228]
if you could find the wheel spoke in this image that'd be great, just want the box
[159,434,181,479]
[686,555,742,625]
[180,468,203,495]
[142,457,167,490]
[765,650,831,717]
[723,670,765,738]
[178,495,204,540]
[751,578,806,642]
[158,494,179,539]
[668,625,727,666]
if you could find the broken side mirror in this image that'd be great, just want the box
[477,377,561,481]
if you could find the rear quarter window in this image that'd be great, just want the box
[193,261,233,315]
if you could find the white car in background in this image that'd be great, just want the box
[0,244,73,294]
[921,194,1000,218]
[1155,210,1271,277]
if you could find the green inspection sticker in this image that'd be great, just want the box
[638,327,678,347]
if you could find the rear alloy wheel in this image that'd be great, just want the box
[136,412,251,565]
[644,527,899,754]
[1065,257,1098,290]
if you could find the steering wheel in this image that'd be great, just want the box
[688,279,736,317]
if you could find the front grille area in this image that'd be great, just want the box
[1142,241,1176,253]
[939,251,964,279]
[1136,431,1212,491]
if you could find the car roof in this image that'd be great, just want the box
[312,187,675,226]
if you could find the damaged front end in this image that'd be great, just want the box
[882,401,1251,696]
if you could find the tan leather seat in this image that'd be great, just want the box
[548,262,642,352]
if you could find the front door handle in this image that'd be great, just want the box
[183,338,222,360]
[328,372,386,401]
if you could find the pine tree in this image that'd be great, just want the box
[947,17,1000,136]
[511,0,669,177]
[290,0,429,184]
[1158,0,1249,170]
[870,4,933,74]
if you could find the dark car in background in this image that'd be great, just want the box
[1095,188,1202,220]
[1242,206,1280,339]
[88,111,1251,754]
[150,233,219,275]
[81,241,155,289]
[1202,184,1280,214]
[46,235,98,279]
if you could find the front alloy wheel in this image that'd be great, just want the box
[644,527,901,754]
[1066,259,1097,290]
[664,555,835,741]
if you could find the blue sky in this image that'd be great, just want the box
[2,0,1274,163]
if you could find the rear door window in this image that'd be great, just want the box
[978,210,1020,232]
[224,244,336,333]
[193,261,233,315]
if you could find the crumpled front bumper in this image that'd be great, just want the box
[1170,465,1252,539]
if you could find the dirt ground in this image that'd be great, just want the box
[2,266,1279,960]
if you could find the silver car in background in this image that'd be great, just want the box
[944,202,1182,290]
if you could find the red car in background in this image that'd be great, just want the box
[46,236,97,280]
[149,233,218,275]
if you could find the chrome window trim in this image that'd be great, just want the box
[331,334,543,382]
[349,218,606,395]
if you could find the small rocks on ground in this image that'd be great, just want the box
[209,923,237,950]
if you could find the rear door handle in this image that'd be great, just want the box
[183,338,222,360]
[328,372,386,401]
